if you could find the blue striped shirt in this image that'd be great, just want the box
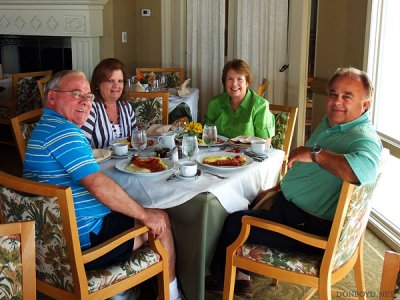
[24,108,111,249]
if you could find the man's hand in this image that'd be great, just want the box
[287,146,312,169]
[141,208,168,239]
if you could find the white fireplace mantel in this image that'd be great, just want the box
[0,0,109,77]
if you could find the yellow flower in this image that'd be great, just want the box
[184,121,203,135]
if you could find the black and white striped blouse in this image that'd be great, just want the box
[81,99,137,148]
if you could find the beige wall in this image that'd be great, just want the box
[312,0,368,129]
[100,0,162,76]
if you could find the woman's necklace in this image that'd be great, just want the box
[105,102,120,124]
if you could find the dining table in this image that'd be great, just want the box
[99,146,284,300]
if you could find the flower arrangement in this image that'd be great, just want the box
[136,72,155,85]
[183,121,203,136]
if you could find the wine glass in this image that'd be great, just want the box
[182,134,199,161]
[131,129,147,156]
[202,124,218,152]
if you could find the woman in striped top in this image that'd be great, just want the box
[81,58,137,148]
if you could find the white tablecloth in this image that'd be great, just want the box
[168,88,199,122]
[100,148,284,213]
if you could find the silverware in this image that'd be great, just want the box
[203,171,227,179]
[166,173,176,182]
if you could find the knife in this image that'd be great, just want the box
[167,173,176,182]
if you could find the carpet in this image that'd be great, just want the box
[205,228,392,300]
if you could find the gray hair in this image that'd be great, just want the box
[45,70,87,102]
[327,67,374,101]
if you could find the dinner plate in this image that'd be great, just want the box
[175,133,228,147]
[92,149,112,163]
[228,136,265,147]
[196,151,253,171]
[115,157,174,176]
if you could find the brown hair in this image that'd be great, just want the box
[90,58,129,102]
[328,67,374,101]
[221,59,253,88]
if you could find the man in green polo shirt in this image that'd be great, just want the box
[206,67,382,297]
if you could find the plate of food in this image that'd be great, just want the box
[111,136,158,149]
[115,156,174,176]
[228,136,265,147]
[196,151,253,171]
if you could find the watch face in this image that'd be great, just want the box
[312,146,322,153]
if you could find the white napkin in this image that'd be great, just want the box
[146,124,173,136]
[177,79,191,96]
[230,136,265,144]
[131,82,146,92]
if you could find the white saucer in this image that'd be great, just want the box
[111,150,134,159]
[175,170,202,180]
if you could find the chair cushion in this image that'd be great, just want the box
[16,77,42,115]
[129,97,163,126]
[271,112,289,150]
[87,244,160,293]
[0,234,23,299]
[237,243,322,276]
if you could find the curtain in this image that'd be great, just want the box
[186,0,226,122]
[230,0,289,105]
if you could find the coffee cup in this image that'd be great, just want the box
[111,143,128,156]
[179,161,197,177]
[158,132,176,149]
[250,140,266,154]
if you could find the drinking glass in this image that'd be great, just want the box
[202,124,218,152]
[182,134,199,160]
[131,129,147,156]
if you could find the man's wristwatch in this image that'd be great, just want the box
[311,145,322,163]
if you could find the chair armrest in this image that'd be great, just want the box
[82,224,150,264]
[242,216,328,249]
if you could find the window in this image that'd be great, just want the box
[367,0,400,251]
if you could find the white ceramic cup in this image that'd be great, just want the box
[251,140,267,154]
[179,161,197,177]
[111,143,128,156]
[158,132,177,149]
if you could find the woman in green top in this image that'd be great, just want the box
[204,59,275,140]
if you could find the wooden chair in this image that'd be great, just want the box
[269,104,298,176]
[136,67,185,87]
[127,91,169,125]
[0,221,36,299]
[11,108,43,162]
[379,251,400,300]
[36,74,52,104]
[257,78,268,98]
[224,178,380,300]
[0,70,52,146]
[0,170,170,300]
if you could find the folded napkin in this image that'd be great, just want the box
[244,150,268,162]
[146,124,172,136]
[177,79,191,96]
[131,82,146,92]
[230,136,265,144]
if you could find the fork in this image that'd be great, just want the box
[203,171,227,179]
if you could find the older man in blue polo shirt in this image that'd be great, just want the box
[23,70,182,300]
[206,67,383,297]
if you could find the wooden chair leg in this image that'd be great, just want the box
[354,237,366,300]
[272,278,279,286]
[223,261,236,300]
[301,288,318,300]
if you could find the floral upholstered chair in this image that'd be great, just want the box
[0,170,170,300]
[379,251,400,300]
[224,178,380,300]
[136,67,185,88]
[269,104,298,176]
[0,221,36,299]
[127,91,169,126]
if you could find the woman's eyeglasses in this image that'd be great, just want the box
[51,89,95,102]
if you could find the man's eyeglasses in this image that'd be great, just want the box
[51,89,95,102]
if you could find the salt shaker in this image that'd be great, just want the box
[171,147,179,163]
